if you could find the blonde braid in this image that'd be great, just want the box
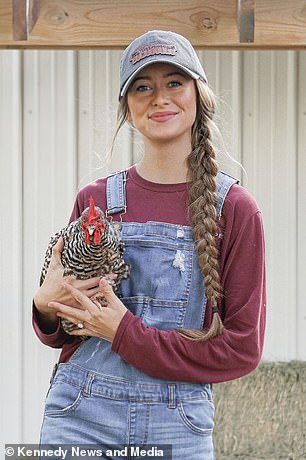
[177,81,224,341]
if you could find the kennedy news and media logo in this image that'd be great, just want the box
[4,444,172,459]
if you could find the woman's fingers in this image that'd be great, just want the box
[62,277,101,303]
[62,278,115,312]
[48,288,99,337]
[73,277,101,290]
[48,299,89,321]
[98,277,118,301]
[62,283,99,314]
[48,278,127,342]
[49,237,64,269]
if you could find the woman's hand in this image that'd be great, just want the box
[33,237,101,331]
[48,278,128,342]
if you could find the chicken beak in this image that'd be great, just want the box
[87,225,95,236]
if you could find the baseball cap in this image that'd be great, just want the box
[119,30,207,99]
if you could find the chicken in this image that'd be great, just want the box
[40,196,130,338]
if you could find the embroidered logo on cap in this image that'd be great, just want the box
[130,44,177,65]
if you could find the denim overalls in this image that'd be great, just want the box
[40,171,237,459]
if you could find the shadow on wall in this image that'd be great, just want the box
[213,361,306,460]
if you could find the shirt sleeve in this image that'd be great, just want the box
[32,303,68,348]
[112,189,266,383]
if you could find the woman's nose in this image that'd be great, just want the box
[151,87,169,105]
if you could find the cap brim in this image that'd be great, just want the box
[120,60,201,99]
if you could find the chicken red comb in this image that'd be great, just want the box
[88,196,98,219]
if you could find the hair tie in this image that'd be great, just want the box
[212,305,219,314]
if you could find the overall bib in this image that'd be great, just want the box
[40,171,237,459]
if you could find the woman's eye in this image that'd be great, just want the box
[168,80,182,88]
[135,84,151,92]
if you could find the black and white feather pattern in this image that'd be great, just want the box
[40,202,130,338]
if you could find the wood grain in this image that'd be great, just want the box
[1,0,306,49]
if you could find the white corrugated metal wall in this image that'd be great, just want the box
[1,49,305,444]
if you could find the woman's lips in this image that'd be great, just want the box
[149,111,178,122]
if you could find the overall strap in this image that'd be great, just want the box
[106,170,127,218]
[106,169,238,219]
[216,171,239,218]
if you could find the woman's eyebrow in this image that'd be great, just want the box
[132,75,151,83]
[165,71,187,78]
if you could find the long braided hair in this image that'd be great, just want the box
[112,79,224,342]
[177,80,224,341]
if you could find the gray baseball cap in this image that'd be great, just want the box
[119,30,207,99]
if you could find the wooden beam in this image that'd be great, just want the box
[12,0,40,41]
[237,0,255,43]
[1,0,306,49]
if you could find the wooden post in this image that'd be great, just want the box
[12,0,40,40]
[237,0,255,43]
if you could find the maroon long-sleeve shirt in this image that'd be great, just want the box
[33,166,266,383]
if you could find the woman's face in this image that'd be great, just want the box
[127,63,197,146]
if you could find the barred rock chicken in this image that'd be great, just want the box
[40,197,130,338]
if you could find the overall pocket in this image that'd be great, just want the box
[178,391,215,435]
[44,380,83,417]
[118,237,194,329]
[121,296,187,329]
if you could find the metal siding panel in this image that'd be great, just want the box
[270,51,297,360]
[77,51,98,186]
[242,51,298,361]
[77,50,133,190]
[0,51,23,444]
[216,50,243,180]
[22,50,77,441]
[297,51,306,360]
[198,50,243,179]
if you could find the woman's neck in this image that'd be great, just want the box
[137,138,192,184]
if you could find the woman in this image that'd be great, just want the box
[33,30,266,459]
